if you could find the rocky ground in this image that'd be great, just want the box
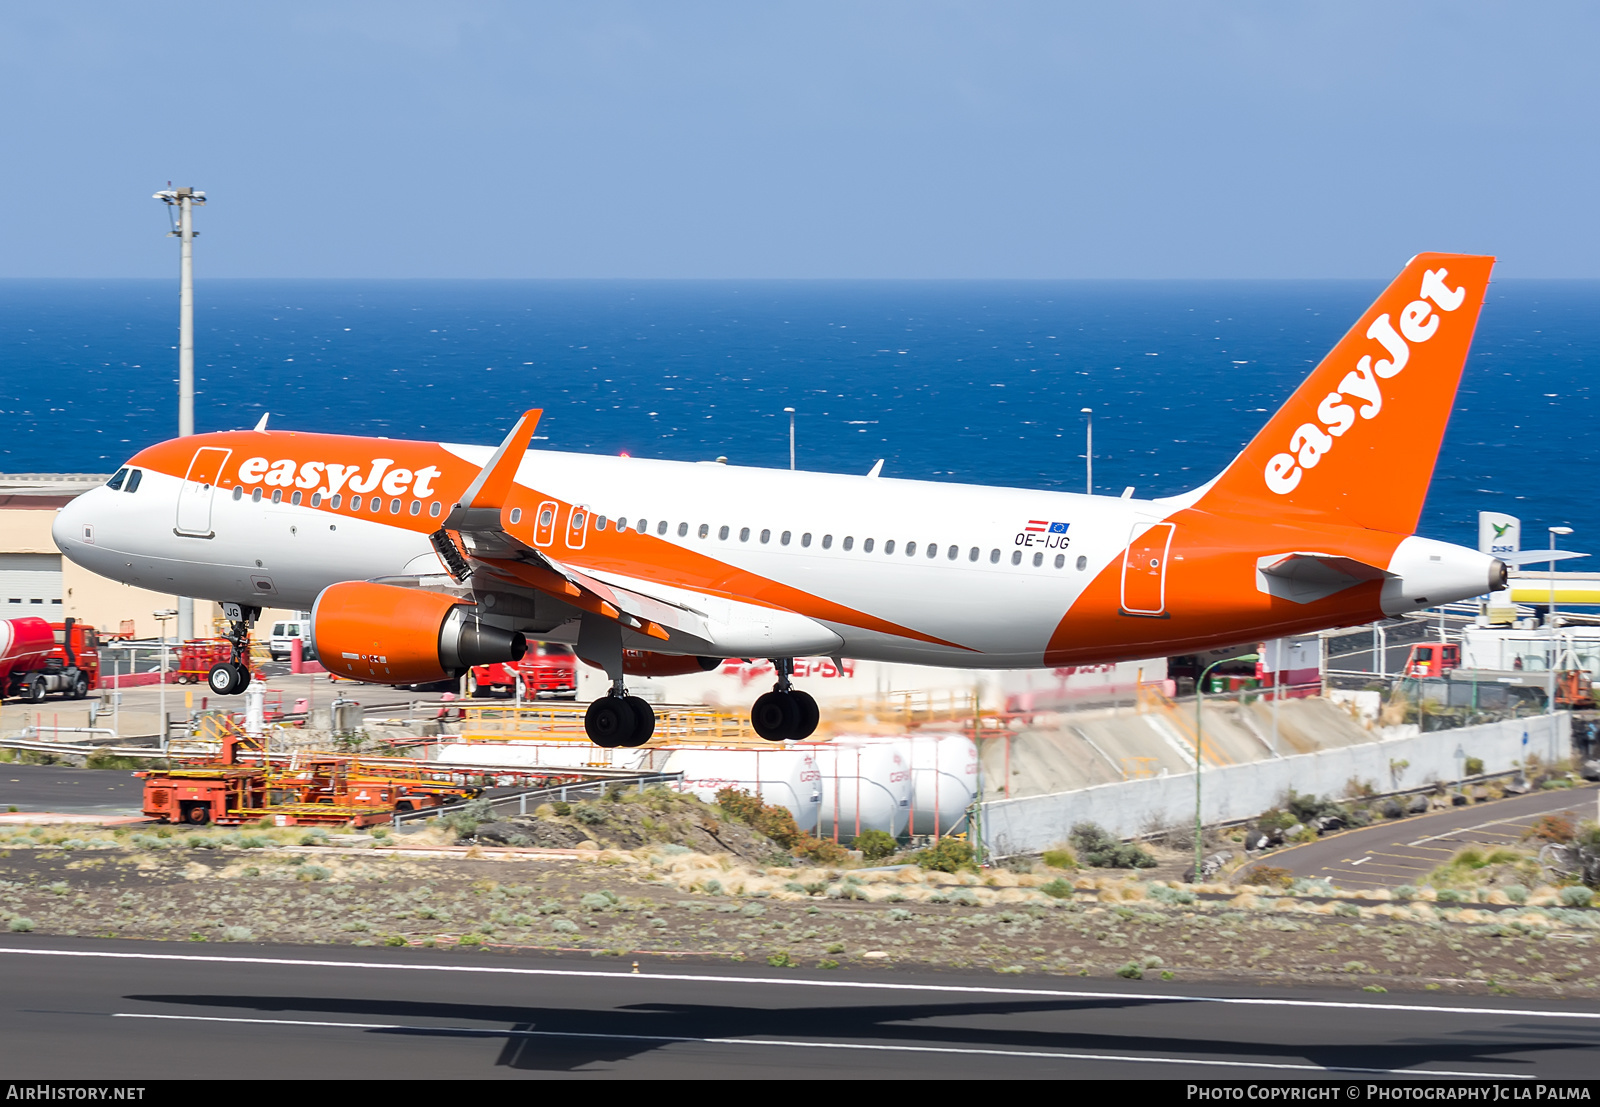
[1,789,1599,998]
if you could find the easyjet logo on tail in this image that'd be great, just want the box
[1262,268,1468,496]
[235,456,443,499]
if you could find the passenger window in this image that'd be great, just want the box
[821,535,832,550]
[842,536,853,551]
[388,498,398,513]
[1033,552,1043,567]
[125,470,142,493]
[616,517,627,531]
[1011,550,1022,565]
[312,492,322,507]
[719,525,730,540]
[539,509,554,527]
[271,489,283,504]
[106,468,128,491]
[595,515,607,530]
[291,491,302,506]
[350,494,361,510]
[1054,554,1066,568]
[863,538,874,553]
[946,545,957,560]
[509,508,523,524]
[636,519,647,532]
[658,520,669,535]
[990,549,1000,564]
[905,541,916,556]
[885,540,896,555]
[331,494,342,509]
[781,531,791,546]
[410,501,421,516]
[233,486,243,501]
[760,529,770,544]
[969,547,979,562]
[372,497,383,513]
[801,533,812,548]
[698,524,708,538]
[430,502,442,517]
[739,527,750,542]
[253,488,264,504]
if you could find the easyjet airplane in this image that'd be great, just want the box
[54,253,1505,747]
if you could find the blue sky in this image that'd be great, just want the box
[2,1,1596,278]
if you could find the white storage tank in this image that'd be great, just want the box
[432,741,650,775]
[809,738,912,841]
[659,746,823,830]
[902,731,978,835]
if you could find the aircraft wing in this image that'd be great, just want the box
[432,409,711,646]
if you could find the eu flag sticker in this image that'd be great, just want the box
[1048,522,1070,534]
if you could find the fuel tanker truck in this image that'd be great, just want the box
[0,616,99,702]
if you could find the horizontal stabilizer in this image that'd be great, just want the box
[1256,552,1391,605]
[1498,549,1589,566]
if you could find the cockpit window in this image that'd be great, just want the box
[124,469,142,494]
[107,468,128,491]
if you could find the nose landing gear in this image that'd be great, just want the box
[751,658,819,742]
[206,602,259,697]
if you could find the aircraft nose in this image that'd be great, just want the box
[53,487,98,556]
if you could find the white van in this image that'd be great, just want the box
[269,615,315,661]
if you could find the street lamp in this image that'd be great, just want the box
[1548,526,1573,718]
[1080,408,1093,495]
[784,407,796,471]
[1195,650,1260,883]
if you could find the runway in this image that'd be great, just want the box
[2,937,1598,1079]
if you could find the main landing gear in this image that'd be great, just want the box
[207,602,258,697]
[751,658,819,742]
[585,687,656,749]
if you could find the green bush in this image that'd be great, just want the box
[915,837,976,873]
[1041,848,1077,870]
[1067,822,1156,869]
[1560,886,1593,908]
[1465,757,1485,776]
[1115,961,1143,980]
[853,829,898,861]
[1040,878,1074,899]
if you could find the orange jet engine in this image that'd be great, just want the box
[311,581,527,686]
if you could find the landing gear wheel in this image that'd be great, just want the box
[585,696,634,748]
[752,690,801,741]
[207,662,251,696]
[791,689,819,740]
[619,696,656,748]
[232,662,252,694]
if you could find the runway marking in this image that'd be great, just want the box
[109,1012,1533,1078]
[7,945,1600,1023]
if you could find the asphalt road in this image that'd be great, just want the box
[1,937,1598,1079]
[1244,784,1600,891]
[0,762,145,815]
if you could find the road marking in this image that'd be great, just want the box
[1348,857,1370,866]
[7,946,1600,1022]
[109,1012,1533,1078]
[1410,801,1592,847]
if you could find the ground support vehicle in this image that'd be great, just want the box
[0,617,99,703]
[468,642,579,699]
[174,638,233,684]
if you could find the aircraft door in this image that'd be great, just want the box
[533,500,559,547]
[1120,522,1175,616]
[563,504,589,550]
[175,447,232,538]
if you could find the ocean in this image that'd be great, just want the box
[1,278,1593,548]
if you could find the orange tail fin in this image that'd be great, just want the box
[1197,252,1494,534]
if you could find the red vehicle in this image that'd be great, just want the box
[1404,642,1460,678]
[0,617,99,702]
[466,642,578,699]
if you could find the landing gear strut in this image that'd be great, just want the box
[751,658,819,742]
[207,602,259,697]
[577,614,656,749]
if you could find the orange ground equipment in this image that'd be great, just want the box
[174,638,234,684]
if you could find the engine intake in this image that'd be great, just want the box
[311,581,526,686]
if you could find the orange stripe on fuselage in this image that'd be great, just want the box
[1044,506,1406,666]
[130,430,970,651]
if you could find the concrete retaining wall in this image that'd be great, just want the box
[980,713,1572,858]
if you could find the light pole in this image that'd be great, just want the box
[154,186,205,643]
[1195,650,1260,883]
[784,407,796,471]
[153,607,177,751]
[1080,408,1093,494]
[1548,526,1573,718]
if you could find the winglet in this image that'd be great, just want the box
[253,412,270,432]
[459,409,542,510]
